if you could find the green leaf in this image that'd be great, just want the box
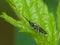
[57,1,60,45]
[1,0,59,45]
[0,12,23,28]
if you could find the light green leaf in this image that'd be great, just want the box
[0,12,22,28]
[0,0,58,45]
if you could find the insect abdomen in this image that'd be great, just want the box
[29,21,47,34]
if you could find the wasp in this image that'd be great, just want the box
[22,15,47,35]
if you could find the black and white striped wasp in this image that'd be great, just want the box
[22,15,47,35]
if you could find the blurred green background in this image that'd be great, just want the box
[0,0,59,45]
[0,0,37,45]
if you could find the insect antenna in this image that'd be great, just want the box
[22,15,30,23]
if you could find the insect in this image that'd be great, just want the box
[22,15,47,35]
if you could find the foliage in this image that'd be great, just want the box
[0,0,60,45]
